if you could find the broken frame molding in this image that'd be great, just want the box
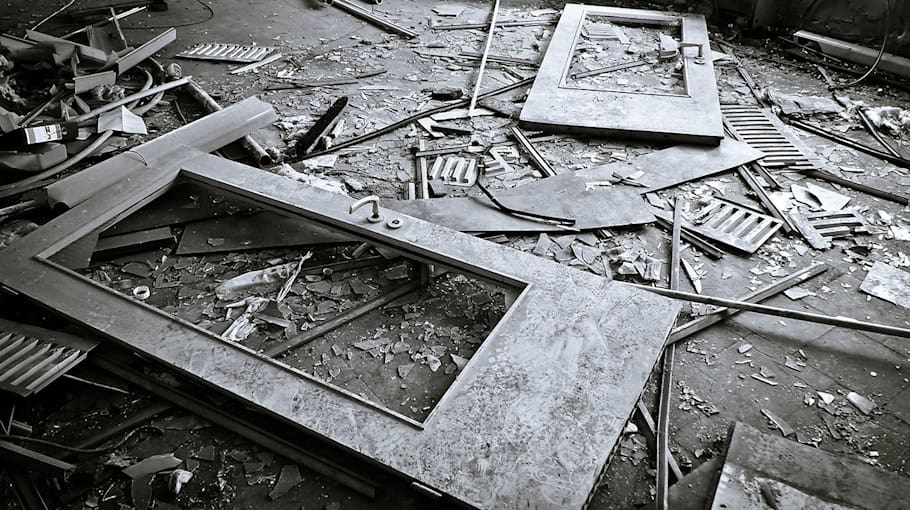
[520,5,724,145]
[0,148,680,509]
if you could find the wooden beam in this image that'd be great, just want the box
[0,440,75,475]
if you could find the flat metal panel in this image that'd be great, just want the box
[520,5,723,145]
[0,150,679,509]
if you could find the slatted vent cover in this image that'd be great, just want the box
[687,199,783,253]
[0,320,97,397]
[721,105,823,172]
[177,43,277,63]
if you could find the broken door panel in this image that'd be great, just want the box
[520,5,723,145]
[0,149,680,509]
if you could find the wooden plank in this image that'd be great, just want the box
[0,440,76,475]
[859,261,910,310]
[0,149,680,509]
[711,422,910,509]
[115,28,176,74]
[93,227,175,259]
[176,212,349,255]
[49,228,100,270]
[520,5,723,144]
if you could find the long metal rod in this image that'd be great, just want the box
[185,80,272,166]
[571,60,648,80]
[857,107,903,158]
[301,76,535,159]
[328,0,418,38]
[467,0,500,116]
[656,198,683,510]
[635,401,683,480]
[805,169,910,205]
[266,281,421,357]
[788,118,910,170]
[666,263,828,345]
[629,281,910,339]
[736,166,796,233]
[510,126,556,177]
[431,18,556,30]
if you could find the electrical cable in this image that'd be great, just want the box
[0,425,164,454]
[121,0,214,29]
[799,0,892,90]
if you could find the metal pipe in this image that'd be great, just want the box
[327,0,416,38]
[467,0,500,116]
[629,281,910,339]
[185,80,272,166]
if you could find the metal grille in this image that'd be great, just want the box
[790,209,870,250]
[177,44,277,63]
[721,105,822,172]
[0,324,95,397]
[428,156,478,186]
[687,199,783,253]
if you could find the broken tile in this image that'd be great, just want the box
[122,453,183,479]
[268,464,302,500]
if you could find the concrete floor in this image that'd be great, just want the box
[2,0,910,508]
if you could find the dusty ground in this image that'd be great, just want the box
[1,0,910,508]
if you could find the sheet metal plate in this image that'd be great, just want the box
[520,5,723,144]
[0,151,679,509]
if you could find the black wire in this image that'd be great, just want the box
[475,179,575,226]
[798,0,892,90]
[121,0,214,29]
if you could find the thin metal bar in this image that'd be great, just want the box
[788,118,910,170]
[266,282,422,357]
[737,166,796,233]
[571,60,648,80]
[656,197,683,509]
[630,278,910,339]
[328,0,418,38]
[510,126,556,177]
[666,263,828,345]
[467,0,500,116]
[635,401,683,480]
[302,76,535,159]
